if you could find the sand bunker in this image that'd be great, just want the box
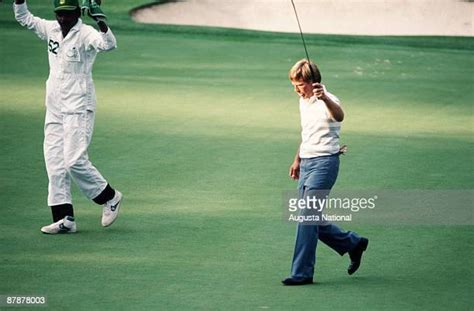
[132,0,473,36]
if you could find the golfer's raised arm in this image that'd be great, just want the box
[323,95,344,122]
[313,83,344,122]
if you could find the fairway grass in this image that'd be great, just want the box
[1,1,473,310]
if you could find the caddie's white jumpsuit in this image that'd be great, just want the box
[14,3,117,206]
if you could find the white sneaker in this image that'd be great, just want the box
[41,216,77,234]
[102,191,122,227]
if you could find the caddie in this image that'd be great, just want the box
[14,0,123,234]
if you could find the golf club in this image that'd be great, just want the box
[290,0,316,82]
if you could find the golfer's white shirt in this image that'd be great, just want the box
[14,2,116,113]
[299,92,341,158]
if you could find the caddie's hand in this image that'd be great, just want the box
[312,83,327,99]
[88,0,107,22]
[289,160,300,180]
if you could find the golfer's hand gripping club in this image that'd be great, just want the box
[312,83,327,99]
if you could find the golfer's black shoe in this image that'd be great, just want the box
[348,237,369,275]
[281,277,313,286]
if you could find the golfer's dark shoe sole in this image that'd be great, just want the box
[282,277,314,286]
[348,237,369,275]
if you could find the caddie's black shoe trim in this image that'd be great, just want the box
[282,277,313,286]
[348,237,369,275]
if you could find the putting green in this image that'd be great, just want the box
[0,1,473,310]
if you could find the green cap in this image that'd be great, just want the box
[54,0,80,12]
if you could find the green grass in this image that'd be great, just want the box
[1,1,473,310]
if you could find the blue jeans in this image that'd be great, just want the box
[291,155,361,279]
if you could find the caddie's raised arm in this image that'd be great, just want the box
[14,0,54,41]
[81,0,117,51]
[83,23,117,52]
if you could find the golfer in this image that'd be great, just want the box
[14,0,122,234]
[282,59,368,285]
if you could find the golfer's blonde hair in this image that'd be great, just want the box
[289,59,321,83]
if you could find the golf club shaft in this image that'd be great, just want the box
[290,0,316,82]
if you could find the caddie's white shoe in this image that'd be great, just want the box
[102,191,122,227]
[41,216,77,234]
